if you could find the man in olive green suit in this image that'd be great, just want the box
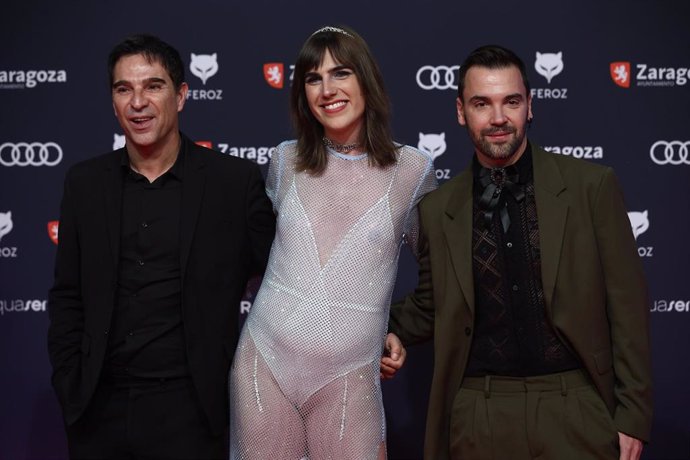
[389,45,652,460]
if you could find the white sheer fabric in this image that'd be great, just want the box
[230,140,436,459]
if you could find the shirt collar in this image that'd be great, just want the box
[119,135,186,181]
[472,140,534,185]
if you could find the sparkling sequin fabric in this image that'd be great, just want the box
[230,140,436,459]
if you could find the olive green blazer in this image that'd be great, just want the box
[390,143,652,459]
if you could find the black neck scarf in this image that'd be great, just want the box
[477,164,525,233]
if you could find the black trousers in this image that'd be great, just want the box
[66,377,225,460]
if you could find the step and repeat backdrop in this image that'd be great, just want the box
[1,1,688,458]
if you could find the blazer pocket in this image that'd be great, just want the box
[81,334,91,357]
[592,348,613,374]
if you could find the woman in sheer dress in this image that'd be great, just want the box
[230,25,436,460]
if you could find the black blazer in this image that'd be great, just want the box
[47,135,275,434]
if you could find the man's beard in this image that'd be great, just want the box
[473,125,524,161]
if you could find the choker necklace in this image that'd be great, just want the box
[322,137,361,154]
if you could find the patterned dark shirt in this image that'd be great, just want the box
[465,144,579,377]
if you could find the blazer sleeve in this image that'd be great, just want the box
[594,168,653,441]
[389,209,436,345]
[244,162,276,276]
[47,169,84,407]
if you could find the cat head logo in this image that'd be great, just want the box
[610,62,631,88]
[113,133,125,150]
[190,53,219,85]
[264,63,284,89]
[627,210,649,240]
[417,132,446,160]
[0,211,13,242]
[47,220,59,245]
[535,52,564,84]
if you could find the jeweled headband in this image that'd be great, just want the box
[311,26,353,38]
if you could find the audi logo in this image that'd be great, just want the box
[0,142,63,167]
[649,140,690,165]
[416,65,460,90]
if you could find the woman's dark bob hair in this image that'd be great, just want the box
[290,25,398,175]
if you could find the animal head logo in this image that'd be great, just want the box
[0,211,13,242]
[190,53,219,85]
[627,210,649,240]
[417,132,446,159]
[113,133,125,150]
[535,52,564,84]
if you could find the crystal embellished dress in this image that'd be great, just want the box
[230,140,436,459]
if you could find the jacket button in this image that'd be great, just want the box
[464,327,472,336]
[104,330,109,336]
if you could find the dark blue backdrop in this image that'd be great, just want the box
[1,1,689,458]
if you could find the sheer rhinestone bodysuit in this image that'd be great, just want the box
[230,140,435,459]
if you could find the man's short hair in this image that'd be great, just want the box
[457,45,530,100]
[108,34,185,89]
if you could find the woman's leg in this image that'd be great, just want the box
[230,331,306,460]
[301,362,386,460]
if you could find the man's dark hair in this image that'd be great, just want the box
[108,34,185,89]
[457,45,530,100]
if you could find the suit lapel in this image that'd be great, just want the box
[442,168,475,313]
[532,145,568,312]
[103,152,123,271]
[179,140,206,282]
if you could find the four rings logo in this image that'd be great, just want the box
[649,140,690,165]
[0,142,63,167]
[416,65,459,90]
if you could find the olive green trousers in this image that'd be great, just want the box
[450,369,619,460]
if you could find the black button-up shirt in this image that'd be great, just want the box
[105,145,188,379]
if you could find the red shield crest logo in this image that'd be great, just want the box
[47,221,59,245]
[610,62,631,88]
[195,141,213,149]
[264,63,284,89]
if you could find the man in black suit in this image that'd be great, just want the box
[47,34,275,459]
